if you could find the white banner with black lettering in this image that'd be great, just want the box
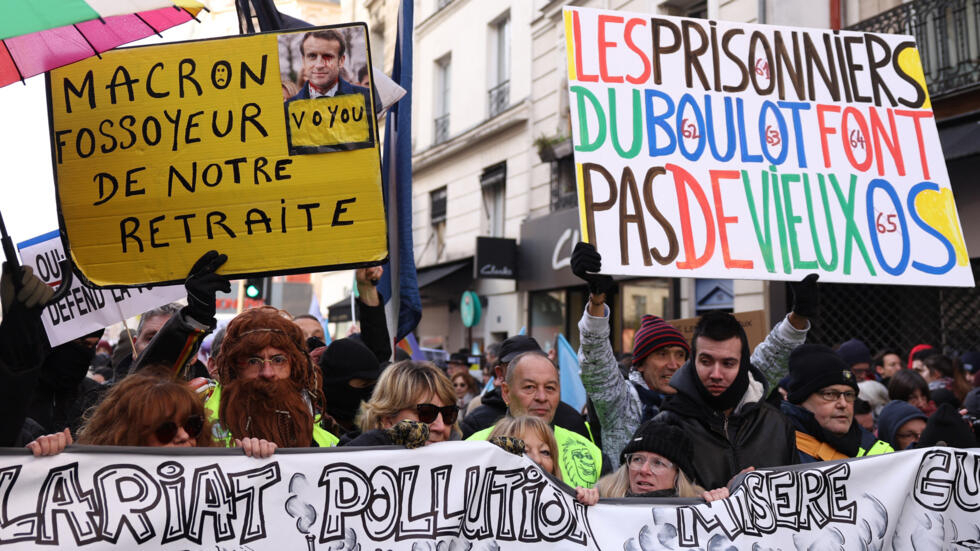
[16,230,185,346]
[0,442,976,549]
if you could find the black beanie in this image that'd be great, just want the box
[319,338,381,383]
[620,421,695,481]
[787,344,858,404]
[915,403,978,449]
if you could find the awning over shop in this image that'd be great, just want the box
[417,258,471,288]
[939,117,980,161]
[328,258,473,322]
[327,296,353,323]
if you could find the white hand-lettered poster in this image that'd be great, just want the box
[0,442,976,549]
[564,6,973,287]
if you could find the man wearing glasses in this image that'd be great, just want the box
[466,351,603,488]
[781,344,893,462]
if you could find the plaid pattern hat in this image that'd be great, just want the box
[631,315,689,366]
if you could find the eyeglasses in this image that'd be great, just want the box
[416,403,459,425]
[817,389,857,403]
[896,430,922,441]
[624,453,675,473]
[154,414,204,443]
[243,354,289,370]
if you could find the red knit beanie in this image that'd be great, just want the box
[631,315,690,366]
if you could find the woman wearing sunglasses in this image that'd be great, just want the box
[595,420,730,502]
[355,361,460,445]
[26,369,275,458]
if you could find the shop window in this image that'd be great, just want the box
[529,291,566,355]
[620,280,673,353]
[480,162,506,237]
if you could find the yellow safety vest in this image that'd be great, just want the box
[795,430,893,461]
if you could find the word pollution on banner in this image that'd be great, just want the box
[0,443,977,549]
[564,6,973,287]
[16,230,185,347]
[46,24,387,287]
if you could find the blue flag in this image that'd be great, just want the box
[557,334,587,412]
[378,0,421,342]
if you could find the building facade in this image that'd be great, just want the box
[350,0,978,358]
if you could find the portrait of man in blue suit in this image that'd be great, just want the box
[288,30,370,102]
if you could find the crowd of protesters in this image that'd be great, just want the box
[2,243,978,508]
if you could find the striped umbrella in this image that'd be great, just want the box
[0,0,205,88]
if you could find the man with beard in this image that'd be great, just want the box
[208,305,337,447]
[781,344,893,461]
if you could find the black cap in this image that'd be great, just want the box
[449,351,469,364]
[787,344,858,404]
[318,338,381,383]
[498,335,542,363]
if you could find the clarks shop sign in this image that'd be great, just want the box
[518,208,582,291]
[475,237,517,279]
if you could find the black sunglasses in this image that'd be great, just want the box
[154,414,204,443]
[415,403,459,425]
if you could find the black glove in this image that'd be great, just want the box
[570,242,614,296]
[1,263,54,316]
[790,273,819,318]
[306,336,326,351]
[183,251,230,326]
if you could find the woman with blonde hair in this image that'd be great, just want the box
[26,368,274,457]
[490,415,599,505]
[596,420,729,502]
[355,360,459,445]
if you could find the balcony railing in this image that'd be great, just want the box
[433,114,449,144]
[488,80,510,118]
[849,0,980,98]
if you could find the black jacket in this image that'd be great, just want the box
[0,303,48,446]
[460,386,594,442]
[655,361,797,490]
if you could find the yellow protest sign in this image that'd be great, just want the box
[46,25,386,287]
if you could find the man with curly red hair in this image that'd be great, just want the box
[207,306,337,447]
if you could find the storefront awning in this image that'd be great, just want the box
[939,117,980,161]
[327,296,353,323]
[417,258,471,288]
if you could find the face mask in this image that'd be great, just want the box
[41,340,95,390]
[325,381,374,423]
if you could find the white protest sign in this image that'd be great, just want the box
[0,442,977,549]
[565,6,973,287]
[16,230,185,346]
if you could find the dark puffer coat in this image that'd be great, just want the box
[655,343,797,490]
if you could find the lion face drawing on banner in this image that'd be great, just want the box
[561,440,597,482]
